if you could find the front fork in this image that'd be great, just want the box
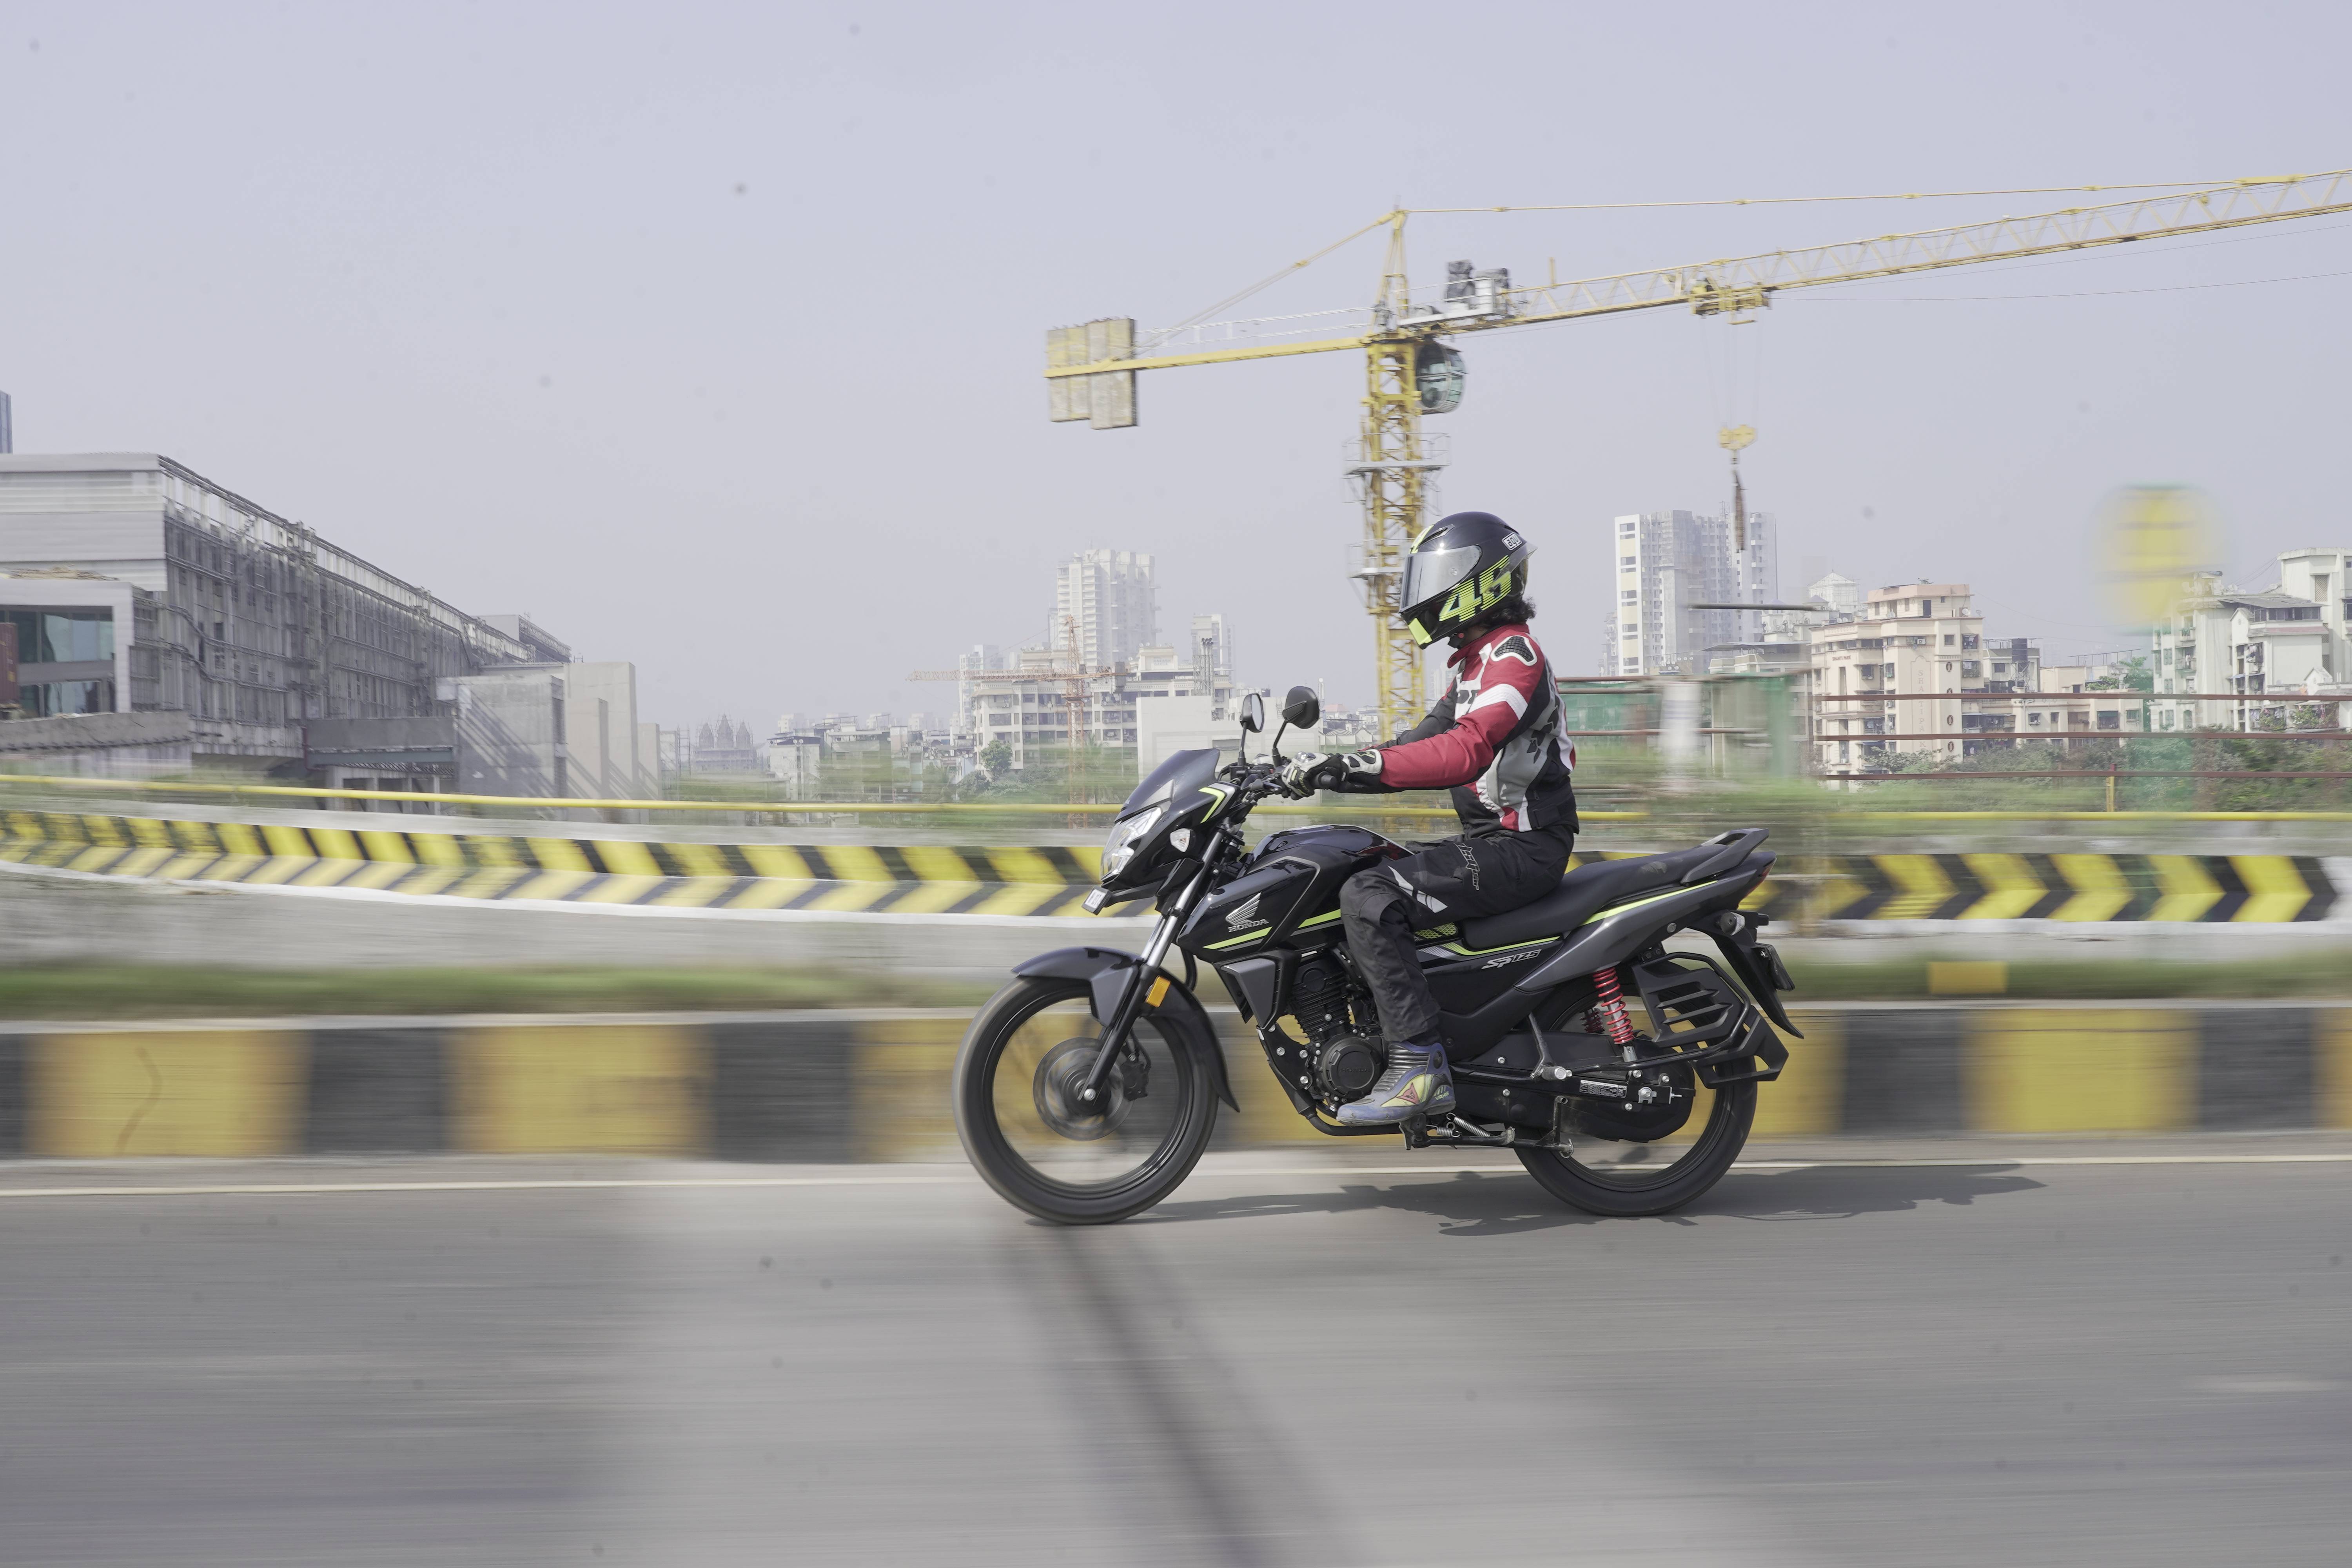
[1075,907,1187,1107]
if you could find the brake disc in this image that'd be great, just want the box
[1032,1038,1129,1142]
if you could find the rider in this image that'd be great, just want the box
[1278,511,1578,1125]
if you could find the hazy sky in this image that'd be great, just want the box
[3,1,2347,728]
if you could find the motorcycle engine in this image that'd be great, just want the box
[1290,955,1385,1102]
[1317,1036,1384,1099]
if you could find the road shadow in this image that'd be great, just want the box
[1137,1163,2045,1236]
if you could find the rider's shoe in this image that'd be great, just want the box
[1334,1039,1457,1126]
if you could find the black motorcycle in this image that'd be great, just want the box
[951,686,1799,1225]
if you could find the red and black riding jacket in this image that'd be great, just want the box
[1376,622,1579,835]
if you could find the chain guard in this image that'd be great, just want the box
[1564,1056,1697,1143]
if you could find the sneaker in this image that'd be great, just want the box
[1334,1040,1457,1126]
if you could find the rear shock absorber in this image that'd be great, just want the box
[1589,965,1637,1050]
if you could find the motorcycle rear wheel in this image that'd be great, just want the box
[1515,1078,1755,1217]
[952,975,1218,1225]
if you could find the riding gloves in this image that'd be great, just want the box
[1279,748,1385,797]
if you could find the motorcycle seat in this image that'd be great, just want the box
[1456,846,1724,951]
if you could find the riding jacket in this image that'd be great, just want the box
[1375,621,1579,835]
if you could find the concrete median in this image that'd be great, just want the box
[3,1001,2347,1160]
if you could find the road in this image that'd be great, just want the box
[2,1140,2348,1567]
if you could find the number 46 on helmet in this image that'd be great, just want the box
[1401,511,1533,648]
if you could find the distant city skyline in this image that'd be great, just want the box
[4,7,2345,719]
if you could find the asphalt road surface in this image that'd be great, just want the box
[3,1139,2349,1567]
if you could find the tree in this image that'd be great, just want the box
[980,739,1012,776]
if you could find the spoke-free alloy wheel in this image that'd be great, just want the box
[1515,1076,1755,1218]
[953,976,1218,1225]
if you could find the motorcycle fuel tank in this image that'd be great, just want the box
[1180,825,1401,956]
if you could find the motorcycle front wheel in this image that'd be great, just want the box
[951,975,1219,1225]
[1514,1077,1756,1218]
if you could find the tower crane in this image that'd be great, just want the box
[1045,170,2352,736]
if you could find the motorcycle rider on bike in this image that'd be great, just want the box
[1279,512,1579,1125]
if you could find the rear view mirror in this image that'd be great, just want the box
[1281,685,1321,731]
[1238,691,1265,733]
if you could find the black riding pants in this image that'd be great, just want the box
[1338,826,1575,1049]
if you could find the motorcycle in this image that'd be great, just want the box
[950,686,1800,1225]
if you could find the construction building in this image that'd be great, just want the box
[0,451,650,793]
[934,550,1237,775]
[1604,508,1779,676]
[953,632,1236,773]
[1188,613,1231,691]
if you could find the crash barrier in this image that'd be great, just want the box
[0,809,2345,924]
[1808,850,2341,923]
[4,1003,2350,1158]
[0,809,1111,918]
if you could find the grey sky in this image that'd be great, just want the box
[2,1,2345,727]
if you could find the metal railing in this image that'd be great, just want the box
[0,773,1643,823]
[0,772,2344,824]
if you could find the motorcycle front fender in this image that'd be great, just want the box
[1011,946,1239,1111]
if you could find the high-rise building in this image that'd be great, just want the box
[1602,510,1779,675]
[1052,548,1156,669]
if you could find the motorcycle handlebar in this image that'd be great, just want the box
[1219,761,1290,803]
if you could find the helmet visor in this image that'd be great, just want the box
[1403,543,1481,614]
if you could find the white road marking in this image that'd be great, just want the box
[0,1151,2348,1199]
[2189,1376,2344,1394]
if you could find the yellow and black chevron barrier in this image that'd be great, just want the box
[0,811,2341,924]
[1790,849,2341,924]
[3,1002,2349,1158]
[0,810,1105,917]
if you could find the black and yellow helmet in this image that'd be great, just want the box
[1400,511,1533,647]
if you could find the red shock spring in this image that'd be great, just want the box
[1591,965,1636,1047]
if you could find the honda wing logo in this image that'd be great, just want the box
[1224,893,1269,933]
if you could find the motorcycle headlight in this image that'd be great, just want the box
[1100,804,1167,881]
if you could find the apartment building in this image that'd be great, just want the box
[1810,582,1987,770]
[2149,548,2351,733]
[1813,592,2154,769]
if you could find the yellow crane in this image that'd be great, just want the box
[1045,171,2352,736]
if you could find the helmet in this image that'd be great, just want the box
[1399,511,1533,647]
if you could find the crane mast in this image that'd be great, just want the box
[1350,213,1437,733]
[1046,169,2352,737]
